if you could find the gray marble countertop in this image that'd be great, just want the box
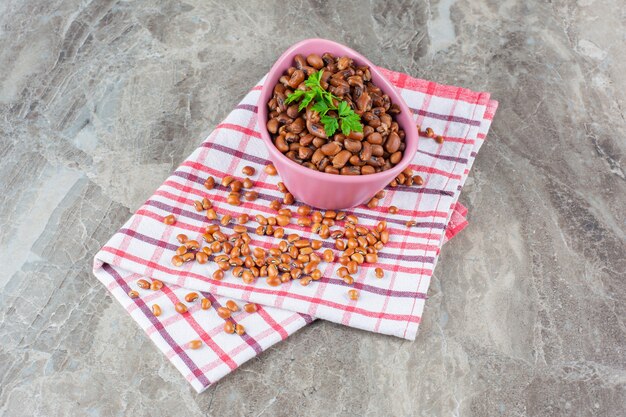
[1,1,624,416]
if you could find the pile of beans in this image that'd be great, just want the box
[266,52,407,175]
[145,122,447,337]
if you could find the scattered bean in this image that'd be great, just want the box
[265,164,278,175]
[188,340,203,349]
[225,300,239,312]
[224,321,235,334]
[152,304,162,316]
[244,303,258,313]
[217,307,232,319]
[137,279,150,289]
[185,292,199,302]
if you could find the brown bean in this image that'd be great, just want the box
[274,135,288,152]
[163,214,176,225]
[128,290,139,298]
[204,176,215,190]
[152,304,162,316]
[386,151,399,165]
[175,302,188,314]
[321,141,342,156]
[308,120,328,139]
[188,340,203,349]
[171,255,184,267]
[242,270,254,284]
[385,132,401,153]
[306,53,324,69]
[217,306,231,319]
[244,191,258,201]
[242,166,255,176]
[225,300,239,312]
[212,270,225,280]
[267,118,279,134]
[283,192,295,205]
[235,324,245,336]
[342,275,354,285]
[365,253,378,263]
[244,303,258,313]
[201,298,211,310]
[265,164,278,175]
[227,194,241,206]
[323,249,334,262]
[184,292,199,302]
[346,214,358,224]
[231,181,243,192]
[288,118,305,134]
[288,69,305,89]
[266,275,281,287]
[297,217,311,226]
[294,239,310,248]
[224,321,235,334]
[413,175,424,186]
[425,127,435,138]
[222,176,235,187]
[206,209,218,220]
[348,289,359,300]
[343,139,362,153]
[196,251,208,264]
[243,178,254,189]
[137,279,150,289]
[340,166,361,175]
[150,280,163,291]
[332,150,352,169]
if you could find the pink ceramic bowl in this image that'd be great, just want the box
[257,38,418,210]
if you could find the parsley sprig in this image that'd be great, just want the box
[284,70,363,137]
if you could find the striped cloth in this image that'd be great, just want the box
[94,68,497,392]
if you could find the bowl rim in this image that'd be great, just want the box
[257,38,418,184]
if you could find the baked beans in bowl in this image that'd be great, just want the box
[257,38,418,209]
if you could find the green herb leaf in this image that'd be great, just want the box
[337,101,351,117]
[298,92,316,111]
[309,70,325,87]
[279,70,362,137]
[321,115,339,137]
[340,112,363,136]
[311,100,330,116]
[285,89,306,104]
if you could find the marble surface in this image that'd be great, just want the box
[1,0,624,415]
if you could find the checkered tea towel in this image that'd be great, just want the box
[95,203,466,392]
[94,68,497,392]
